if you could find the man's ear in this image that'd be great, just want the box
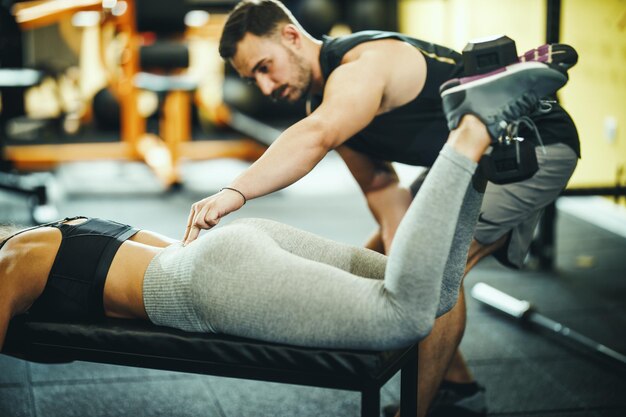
[281,24,301,48]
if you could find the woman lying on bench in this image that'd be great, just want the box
[0,62,565,352]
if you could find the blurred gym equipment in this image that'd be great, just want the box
[98,0,265,186]
[1,4,58,223]
[471,283,626,369]
[294,0,340,39]
[2,0,402,218]
[1,0,266,204]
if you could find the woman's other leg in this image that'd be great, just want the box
[229,218,387,280]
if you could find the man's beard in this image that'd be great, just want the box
[271,48,312,103]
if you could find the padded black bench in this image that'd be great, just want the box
[3,317,419,417]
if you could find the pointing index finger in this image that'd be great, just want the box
[183,208,196,242]
[184,225,201,246]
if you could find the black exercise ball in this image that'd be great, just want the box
[297,0,341,38]
[92,88,120,130]
[347,0,388,32]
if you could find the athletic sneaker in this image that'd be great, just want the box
[427,382,487,417]
[381,382,486,417]
[519,43,578,73]
[440,61,567,141]
[382,404,398,417]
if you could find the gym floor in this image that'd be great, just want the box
[1,154,625,417]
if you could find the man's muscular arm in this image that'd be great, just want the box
[183,38,426,244]
[184,51,389,244]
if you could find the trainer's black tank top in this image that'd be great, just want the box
[0,217,139,320]
[309,31,580,165]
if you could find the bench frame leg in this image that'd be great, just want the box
[400,344,419,417]
[361,386,381,417]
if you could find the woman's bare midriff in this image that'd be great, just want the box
[103,238,161,320]
[55,219,168,319]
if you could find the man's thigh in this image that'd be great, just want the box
[475,143,578,268]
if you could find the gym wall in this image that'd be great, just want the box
[398,0,545,52]
[560,0,626,190]
[399,0,626,202]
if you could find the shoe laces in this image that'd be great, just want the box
[536,99,555,114]
[497,96,553,154]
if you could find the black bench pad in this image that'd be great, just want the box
[3,317,415,389]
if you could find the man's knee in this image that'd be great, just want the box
[466,233,510,273]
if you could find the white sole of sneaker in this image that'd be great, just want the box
[440,61,549,97]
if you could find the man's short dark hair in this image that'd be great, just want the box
[219,0,297,59]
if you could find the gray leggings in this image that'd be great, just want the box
[143,145,482,350]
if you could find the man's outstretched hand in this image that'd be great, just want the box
[183,188,246,245]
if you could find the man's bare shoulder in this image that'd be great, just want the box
[341,38,418,65]
[334,38,426,113]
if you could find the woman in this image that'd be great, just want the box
[0,128,482,353]
[0,62,562,351]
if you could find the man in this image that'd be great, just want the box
[183,1,580,415]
